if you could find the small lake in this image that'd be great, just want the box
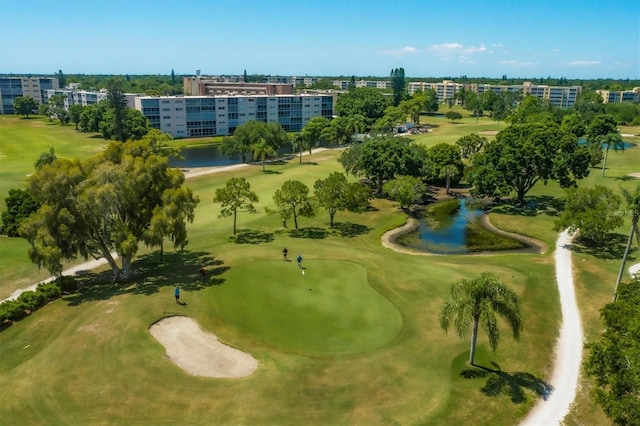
[395,199,530,254]
[578,138,636,150]
[168,145,244,168]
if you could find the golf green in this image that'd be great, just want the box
[208,259,402,354]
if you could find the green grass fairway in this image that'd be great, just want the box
[210,260,402,353]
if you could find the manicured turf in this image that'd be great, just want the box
[210,260,402,354]
[1,113,638,425]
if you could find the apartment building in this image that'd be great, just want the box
[46,88,108,108]
[596,88,640,103]
[183,77,293,96]
[409,80,583,107]
[135,94,334,138]
[0,76,59,114]
[332,80,391,90]
[407,80,463,103]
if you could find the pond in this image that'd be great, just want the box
[168,143,322,169]
[395,199,530,254]
[577,138,636,150]
[168,145,244,168]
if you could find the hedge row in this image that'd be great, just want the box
[0,276,77,325]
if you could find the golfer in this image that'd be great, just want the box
[297,254,303,269]
[283,247,288,261]
[174,285,180,303]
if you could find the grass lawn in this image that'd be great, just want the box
[1,115,639,424]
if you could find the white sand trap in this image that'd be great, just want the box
[149,316,257,378]
[628,172,640,179]
[630,263,640,278]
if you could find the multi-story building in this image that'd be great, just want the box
[407,80,463,103]
[0,76,59,114]
[596,88,640,103]
[183,77,293,96]
[46,88,109,108]
[332,80,391,90]
[135,94,334,138]
[410,80,583,107]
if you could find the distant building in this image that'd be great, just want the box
[596,88,640,103]
[46,88,109,108]
[135,94,334,138]
[183,77,293,96]
[332,80,391,90]
[409,80,583,107]
[0,76,59,114]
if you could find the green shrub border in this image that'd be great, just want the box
[0,276,75,329]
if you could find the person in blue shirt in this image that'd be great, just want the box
[174,285,180,303]
[296,254,303,269]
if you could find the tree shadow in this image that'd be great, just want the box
[260,169,282,175]
[289,227,328,239]
[62,250,227,305]
[231,229,274,244]
[332,222,371,237]
[301,161,319,166]
[460,361,553,404]
[492,195,564,217]
[614,175,637,181]
[571,233,631,260]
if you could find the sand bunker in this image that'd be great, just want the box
[149,316,257,378]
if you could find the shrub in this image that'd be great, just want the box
[54,275,78,293]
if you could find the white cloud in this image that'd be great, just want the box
[499,59,536,68]
[380,46,418,56]
[459,56,476,64]
[429,43,463,51]
[463,44,487,54]
[568,60,601,66]
[492,43,503,48]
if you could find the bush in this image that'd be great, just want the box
[55,275,78,293]
[36,283,62,301]
[0,300,28,322]
[17,290,48,311]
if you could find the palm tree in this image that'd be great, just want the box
[251,139,275,171]
[440,272,523,365]
[439,164,461,194]
[291,133,306,163]
[612,184,640,302]
[598,133,625,178]
[34,145,57,170]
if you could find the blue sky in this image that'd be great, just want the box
[2,0,639,79]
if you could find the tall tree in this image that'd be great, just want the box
[470,122,591,204]
[301,116,330,154]
[439,164,461,194]
[612,184,640,302]
[455,133,487,159]
[439,272,523,365]
[251,138,275,171]
[314,172,371,227]
[34,146,57,170]
[106,77,129,142]
[68,104,83,130]
[585,279,640,425]
[427,143,464,184]
[335,87,390,123]
[272,180,315,229]
[390,67,405,106]
[213,177,259,235]
[20,139,198,280]
[0,189,40,237]
[13,96,37,118]
[383,176,426,211]
[554,186,623,244]
[56,69,66,88]
[598,133,625,178]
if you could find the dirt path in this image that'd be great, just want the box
[520,230,582,426]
